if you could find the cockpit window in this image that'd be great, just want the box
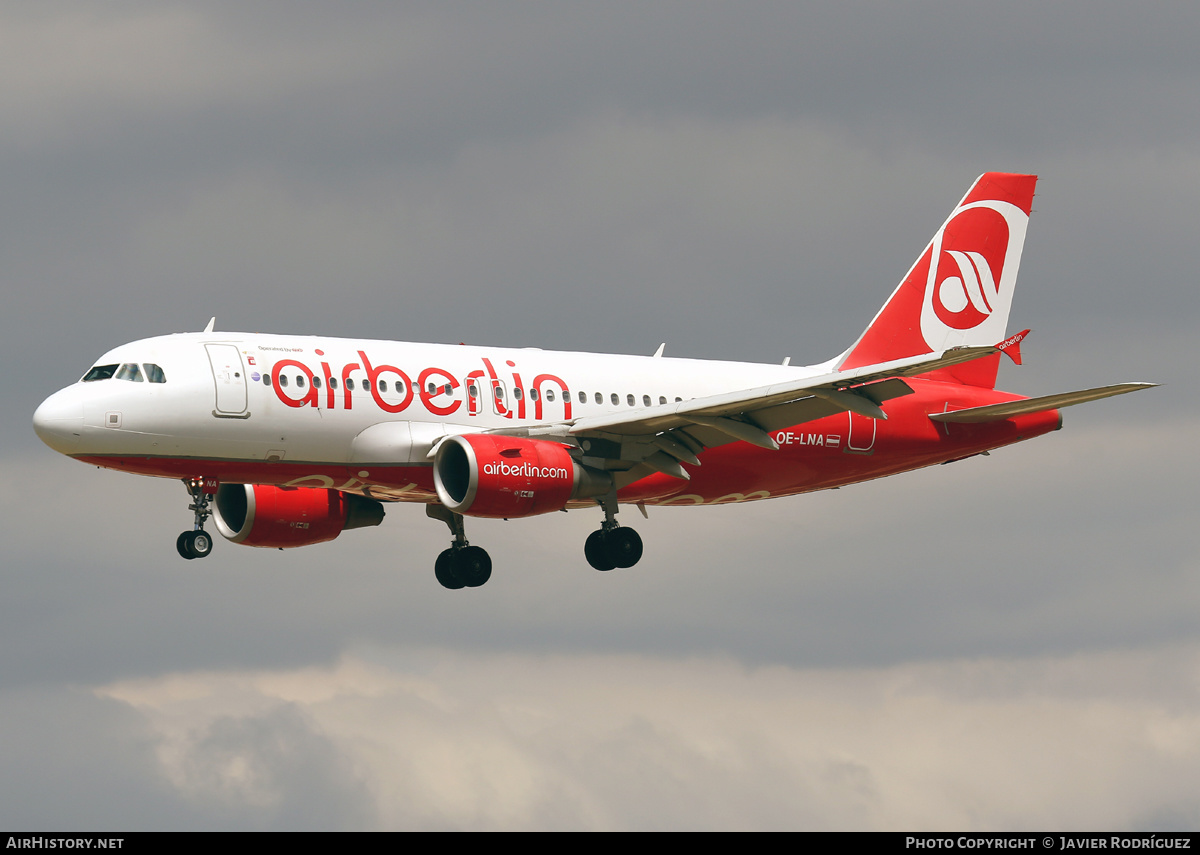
[115,363,144,382]
[144,364,166,383]
[82,364,119,382]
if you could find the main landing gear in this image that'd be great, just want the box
[176,477,214,560]
[583,493,643,572]
[427,505,492,589]
[424,494,643,588]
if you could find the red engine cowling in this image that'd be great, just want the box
[433,434,611,518]
[213,484,385,548]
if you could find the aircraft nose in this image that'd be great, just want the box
[33,388,84,453]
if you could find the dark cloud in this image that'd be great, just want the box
[170,704,372,830]
[0,686,203,829]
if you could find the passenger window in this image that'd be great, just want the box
[296,375,305,388]
[643,395,651,407]
[545,389,555,402]
[329,377,338,389]
[626,394,634,406]
[279,375,289,388]
[578,391,586,404]
[312,376,322,389]
[513,387,523,400]
[659,396,666,405]
[82,364,119,382]
[467,383,479,398]
[530,388,539,402]
[115,363,143,382]
[610,393,618,406]
[379,380,387,392]
[595,392,603,405]
[144,364,166,383]
[675,397,682,403]
[347,378,355,391]
[263,374,272,386]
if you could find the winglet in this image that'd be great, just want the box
[996,329,1030,365]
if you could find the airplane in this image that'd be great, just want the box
[32,172,1153,589]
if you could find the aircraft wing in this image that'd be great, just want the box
[482,345,1006,481]
[566,345,1000,442]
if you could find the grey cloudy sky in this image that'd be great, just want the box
[2,2,1197,830]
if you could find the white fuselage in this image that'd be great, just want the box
[35,331,818,488]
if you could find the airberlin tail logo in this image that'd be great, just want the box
[934,249,998,330]
[919,199,1029,350]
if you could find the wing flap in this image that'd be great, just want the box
[746,378,915,433]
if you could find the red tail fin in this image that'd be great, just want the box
[837,173,1037,388]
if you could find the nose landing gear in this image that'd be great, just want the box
[176,478,214,560]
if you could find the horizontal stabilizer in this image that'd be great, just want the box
[929,383,1157,424]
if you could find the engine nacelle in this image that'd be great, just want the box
[213,484,385,549]
[433,434,611,518]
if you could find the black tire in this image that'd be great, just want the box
[435,549,465,589]
[176,532,195,560]
[584,529,616,571]
[605,527,643,569]
[453,546,492,587]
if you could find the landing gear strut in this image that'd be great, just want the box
[177,478,214,560]
[427,505,492,589]
[584,491,643,572]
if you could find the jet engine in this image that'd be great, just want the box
[212,484,385,548]
[433,434,611,518]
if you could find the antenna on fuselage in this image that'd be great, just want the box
[203,317,216,333]
[653,343,665,358]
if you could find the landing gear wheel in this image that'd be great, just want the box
[605,527,643,569]
[177,530,213,560]
[435,549,465,590]
[177,532,194,560]
[453,545,492,588]
[585,529,616,572]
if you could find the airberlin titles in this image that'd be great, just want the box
[265,346,853,456]
[481,460,571,480]
[266,347,572,422]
